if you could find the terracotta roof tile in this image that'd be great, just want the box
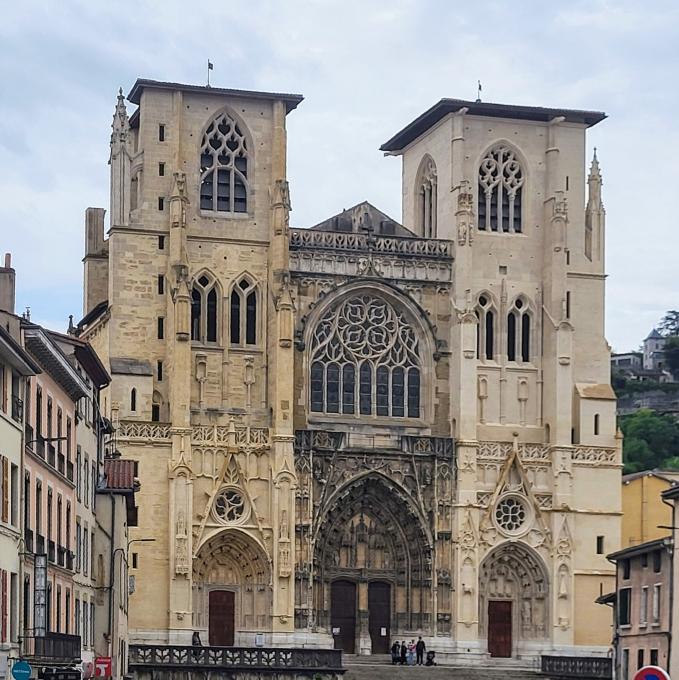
[103,459,137,491]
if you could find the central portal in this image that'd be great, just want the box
[368,582,391,654]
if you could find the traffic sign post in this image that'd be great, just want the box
[634,666,671,680]
[11,660,32,680]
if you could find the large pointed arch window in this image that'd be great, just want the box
[478,145,524,233]
[200,111,249,214]
[191,274,219,343]
[309,294,422,418]
[507,296,532,363]
[416,156,437,238]
[230,276,258,346]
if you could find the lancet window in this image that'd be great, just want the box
[199,111,249,214]
[478,145,524,233]
[416,156,437,238]
[476,294,495,361]
[191,274,219,343]
[507,297,531,363]
[230,276,257,346]
[309,295,422,418]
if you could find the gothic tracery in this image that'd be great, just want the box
[478,145,524,233]
[309,295,422,418]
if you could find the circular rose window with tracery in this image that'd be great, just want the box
[494,495,529,535]
[213,487,247,524]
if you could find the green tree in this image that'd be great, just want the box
[620,409,679,473]
[658,310,679,336]
[663,337,679,379]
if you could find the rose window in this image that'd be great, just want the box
[214,488,246,523]
[309,295,421,418]
[494,496,528,534]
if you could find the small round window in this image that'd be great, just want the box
[494,495,529,535]
[214,488,247,524]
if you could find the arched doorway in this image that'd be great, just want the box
[314,473,432,654]
[479,542,549,657]
[193,529,271,646]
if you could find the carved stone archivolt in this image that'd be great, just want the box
[479,542,548,640]
[294,429,454,636]
[192,529,272,631]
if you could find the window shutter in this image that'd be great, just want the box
[1,457,8,523]
[1,569,7,642]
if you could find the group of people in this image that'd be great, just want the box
[390,637,434,666]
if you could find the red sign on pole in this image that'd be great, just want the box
[633,667,671,680]
[94,657,112,678]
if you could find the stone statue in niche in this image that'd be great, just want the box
[280,510,289,540]
[278,508,291,577]
[175,508,189,575]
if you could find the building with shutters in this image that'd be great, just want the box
[76,78,621,664]
[0,257,39,679]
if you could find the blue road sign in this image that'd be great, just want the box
[11,660,32,680]
[634,666,671,680]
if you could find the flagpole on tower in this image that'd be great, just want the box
[476,80,482,103]
[207,59,213,87]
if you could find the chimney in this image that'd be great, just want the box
[0,253,16,314]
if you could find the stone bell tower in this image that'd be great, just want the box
[78,79,304,645]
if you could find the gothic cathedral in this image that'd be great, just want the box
[78,79,620,662]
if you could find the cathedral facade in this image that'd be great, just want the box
[78,79,621,661]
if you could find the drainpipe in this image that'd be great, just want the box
[605,552,619,680]
[108,496,116,663]
[661,494,674,673]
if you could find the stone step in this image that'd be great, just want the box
[342,663,543,680]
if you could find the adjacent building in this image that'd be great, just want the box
[49,331,111,672]
[0,255,136,680]
[21,322,87,664]
[608,537,672,680]
[622,470,679,548]
[0,255,39,679]
[76,78,621,664]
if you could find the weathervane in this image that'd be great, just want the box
[476,80,482,103]
[207,59,214,87]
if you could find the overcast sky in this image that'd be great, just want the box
[1,0,677,352]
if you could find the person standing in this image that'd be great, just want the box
[391,641,400,665]
[400,641,407,665]
[416,636,426,665]
[407,640,415,665]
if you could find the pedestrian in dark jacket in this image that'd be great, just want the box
[390,641,400,664]
[400,641,407,665]
[416,636,426,665]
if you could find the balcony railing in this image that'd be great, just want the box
[12,395,23,422]
[541,656,612,679]
[48,539,56,563]
[36,533,45,555]
[24,528,33,553]
[22,631,81,663]
[129,645,343,673]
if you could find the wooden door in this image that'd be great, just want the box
[368,582,391,654]
[331,580,356,654]
[488,600,512,657]
[209,590,235,646]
